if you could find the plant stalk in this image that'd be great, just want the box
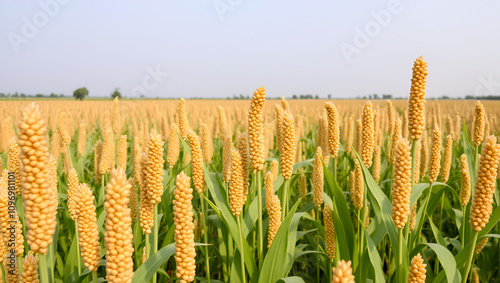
[0,263,5,283]
[282,179,289,221]
[461,206,466,249]
[201,192,211,283]
[75,222,82,275]
[237,215,246,283]
[398,228,404,283]
[256,171,263,269]
[151,203,158,283]
[92,270,98,283]
[462,231,479,283]
[39,253,50,283]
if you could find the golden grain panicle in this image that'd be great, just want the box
[324,204,335,260]
[472,101,485,146]
[146,130,165,204]
[313,146,324,207]
[173,172,196,283]
[178,98,189,139]
[469,135,500,231]
[67,167,79,221]
[408,56,428,141]
[167,123,180,169]
[229,149,245,216]
[75,183,101,271]
[325,102,340,158]
[200,123,213,164]
[460,154,471,206]
[238,132,250,201]
[104,169,134,282]
[280,110,295,180]
[265,171,281,248]
[440,134,453,183]
[391,138,412,229]
[332,260,355,283]
[354,160,364,211]
[8,137,22,195]
[117,134,128,170]
[248,85,266,172]
[21,252,39,283]
[408,253,427,283]
[428,128,442,183]
[18,103,57,255]
[362,101,375,167]
[187,130,205,194]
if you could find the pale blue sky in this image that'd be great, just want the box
[1,1,499,98]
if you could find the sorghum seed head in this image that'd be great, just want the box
[354,160,364,211]
[173,172,196,282]
[94,139,103,180]
[200,123,213,164]
[419,131,428,177]
[67,167,79,221]
[58,112,71,146]
[146,130,164,204]
[325,102,340,158]
[248,85,266,172]
[187,130,205,193]
[408,56,428,141]
[75,183,101,271]
[270,159,279,183]
[77,120,86,155]
[99,127,114,175]
[441,134,453,183]
[387,100,394,135]
[391,119,403,164]
[391,138,412,229]
[265,171,281,248]
[362,101,375,167]
[373,146,381,182]
[218,105,228,139]
[21,253,39,283]
[222,134,232,182]
[331,260,355,283]
[472,101,485,146]
[429,128,442,183]
[167,123,180,169]
[112,96,121,135]
[238,132,249,201]
[408,253,427,283]
[18,103,57,254]
[280,110,295,180]
[104,169,134,282]
[472,268,479,283]
[117,134,128,170]
[313,147,324,207]
[460,154,471,206]
[346,116,354,154]
[140,153,154,234]
[475,237,488,254]
[178,98,189,139]
[469,136,500,231]
[324,204,335,260]
[129,177,139,222]
[275,104,284,152]
[229,149,244,216]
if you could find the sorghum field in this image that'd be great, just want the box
[0,57,499,283]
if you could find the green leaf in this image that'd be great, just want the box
[258,200,305,283]
[412,243,461,283]
[365,231,386,282]
[277,276,306,283]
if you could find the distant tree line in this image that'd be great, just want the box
[0,92,65,98]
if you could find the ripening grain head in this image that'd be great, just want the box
[408,253,427,283]
[429,128,442,183]
[391,138,412,229]
[187,130,205,194]
[248,86,266,172]
[325,102,340,158]
[472,101,485,146]
[469,136,500,231]
[313,146,324,207]
[18,103,57,254]
[280,110,295,180]
[408,56,428,141]
[173,172,196,283]
[460,154,471,206]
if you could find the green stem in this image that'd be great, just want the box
[282,179,289,221]
[75,222,82,275]
[17,255,23,274]
[256,171,263,269]
[0,263,5,283]
[237,215,246,283]
[39,253,50,283]
[145,234,150,260]
[461,206,466,249]
[201,193,211,283]
[398,228,404,283]
[92,270,98,283]
[333,157,337,182]
[316,207,320,283]
[461,231,479,283]
[151,204,158,283]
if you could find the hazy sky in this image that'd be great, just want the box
[1,1,500,99]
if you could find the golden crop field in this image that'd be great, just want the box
[1,58,500,283]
